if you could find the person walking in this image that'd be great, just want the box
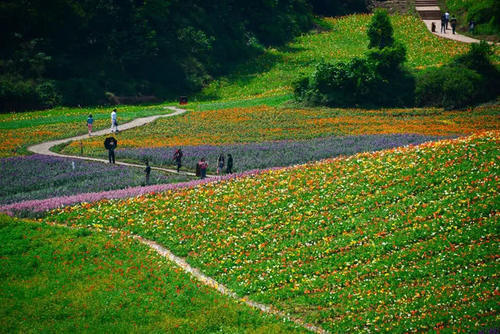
[87,114,94,136]
[173,148,183,173]
[111,109,119,133]
[226,154,233,174]
[469,20,475,33]
[145,160,151,185]
[440,13,447,34]
[450,15,457,34]
[444,11,450,30]
[198,158,208,179]
[217,154,225,175]
[104,137,117,164]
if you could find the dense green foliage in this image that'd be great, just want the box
[367,9,395,49]
[294,11,415,107]
[443,0,500,37]
[416,42,500,109]
[201,14,477,101]
[0,215,304,333]
[310,0,367,16]
[0,0,313,111]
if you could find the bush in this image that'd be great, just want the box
[415,65,482,109]
[294,43,415,107]
[35,81,61,109]
[416,42,500,109]
[0,77,61,112]
[453,41,500,101]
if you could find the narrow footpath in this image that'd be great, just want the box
[28,106,206,177]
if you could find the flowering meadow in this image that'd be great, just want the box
[0,105,170,157]
[0,154,188,206]
[0,168,269,216]
[116,134,446,173]
[60,104,500,157]
[0,215,303,333]
[48,131,500,332]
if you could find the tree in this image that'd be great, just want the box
[367,9,394,49]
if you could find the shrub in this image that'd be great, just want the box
[0,77,61,112]
[294,10,414,108]
[415,65,482,109]
[294,43,414,107]
[453,41,500,101]
[35,81,61,109]
[416,42,500,109]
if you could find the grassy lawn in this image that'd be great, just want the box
[0,214,305,333]
[46,131,500,332]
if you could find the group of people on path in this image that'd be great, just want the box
[175,149,234,179]
[86,108,119,136]
[440,11,458,34]
[94,109,235,184]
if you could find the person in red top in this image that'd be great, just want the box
[198,157,208,179]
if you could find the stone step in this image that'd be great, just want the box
[415,0,438,4]
[418,10,443,20]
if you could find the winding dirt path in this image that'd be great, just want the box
[27,106,204,177]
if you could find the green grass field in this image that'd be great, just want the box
[0,215,304,333]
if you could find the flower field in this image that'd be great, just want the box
[0,168,270,216]
[200,14,499,100]
[116,134,446,173]
[0,154,189,206]
[0,105,171,157]
[0,215,303,333]
[59,104,500,158]
[48,131,500,332]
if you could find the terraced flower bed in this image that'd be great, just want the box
[116,134,446,173]
[0,215,303,333]
[0,154,189,206]
[48,131,500,332]
[60,105,500,158]
[0,105,171,157]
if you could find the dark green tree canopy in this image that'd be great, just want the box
[0,0,319,111]
[367,9,394,49]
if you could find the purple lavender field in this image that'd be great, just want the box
[117,134,449,173]
[0,154,189,205]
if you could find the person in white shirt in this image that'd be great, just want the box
[444,11,450,30]
[111,109,119,133]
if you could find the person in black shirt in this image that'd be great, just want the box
[226,154,233,174]
[145,160,151,185]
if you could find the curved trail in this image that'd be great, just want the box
[135,235,328,334]
[43,221,329,333]
[29,106,327,332]
[28,106,206,177]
